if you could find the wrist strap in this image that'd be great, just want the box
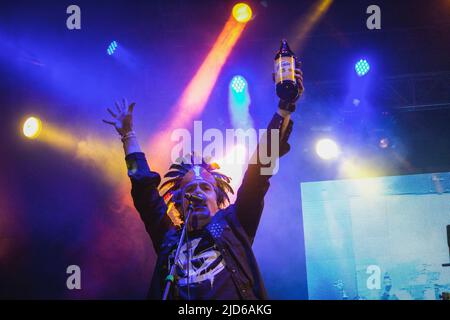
[121,131,136,142]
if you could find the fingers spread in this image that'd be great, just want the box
[295,68,303,85]
[102,119,115,125]
[115,101,123,113]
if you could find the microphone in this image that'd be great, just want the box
[443,225,450,267]
[184,193,206,205]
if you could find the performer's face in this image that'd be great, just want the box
[182,180,219,230]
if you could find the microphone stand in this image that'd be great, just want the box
[162,201,194,301]
[442,225,450,267]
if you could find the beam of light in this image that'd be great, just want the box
[231,75,247,93]
[166,17,245,129]
[315,138,340,160]
[338,158,383,180]
[232,3,253,23]
[23,120,128,187]
[106,42,139,70]
[23,116,42,139]
[379,137,390,149]
[20,122,152,299]
[353,178,383,198]
[73,200,153,299]
[290,0,334,50]
[107,40,118,56]
[228,75,254,130]
[0,174,26,264]
[148,16,247,172]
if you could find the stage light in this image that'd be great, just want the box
[340,159,362,178]
[355,178,382,197]
[23,116,42,139]
[229,75,253,129]
[355,59,370,77]
[232,3,252,23]
[230,75,247,93]
[107,41,118,55]
[315,138,339,160]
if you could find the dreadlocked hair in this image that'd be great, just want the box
[159,153,234,226]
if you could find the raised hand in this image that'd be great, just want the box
[103,98,136,136]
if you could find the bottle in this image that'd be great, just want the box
[274,39,299,102]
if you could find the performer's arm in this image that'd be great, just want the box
[125,152,173,252]
[234,68,303,243]
[103,99,173,252]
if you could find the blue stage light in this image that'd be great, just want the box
[230,75,247,93]
[107,41,118,56]
[355,59,370,77]
[229,75,252,129]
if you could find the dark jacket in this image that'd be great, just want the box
[125,112,293,299]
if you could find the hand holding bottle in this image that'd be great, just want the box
[274,39,304,112]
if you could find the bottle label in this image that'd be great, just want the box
[274,56,295,84]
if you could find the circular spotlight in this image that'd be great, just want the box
[23,116,42,139]
[315,138,340,160]
[352,98,361,107]
[230,75,247,93]
[232,3,252,23]
[355,59,370,77]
